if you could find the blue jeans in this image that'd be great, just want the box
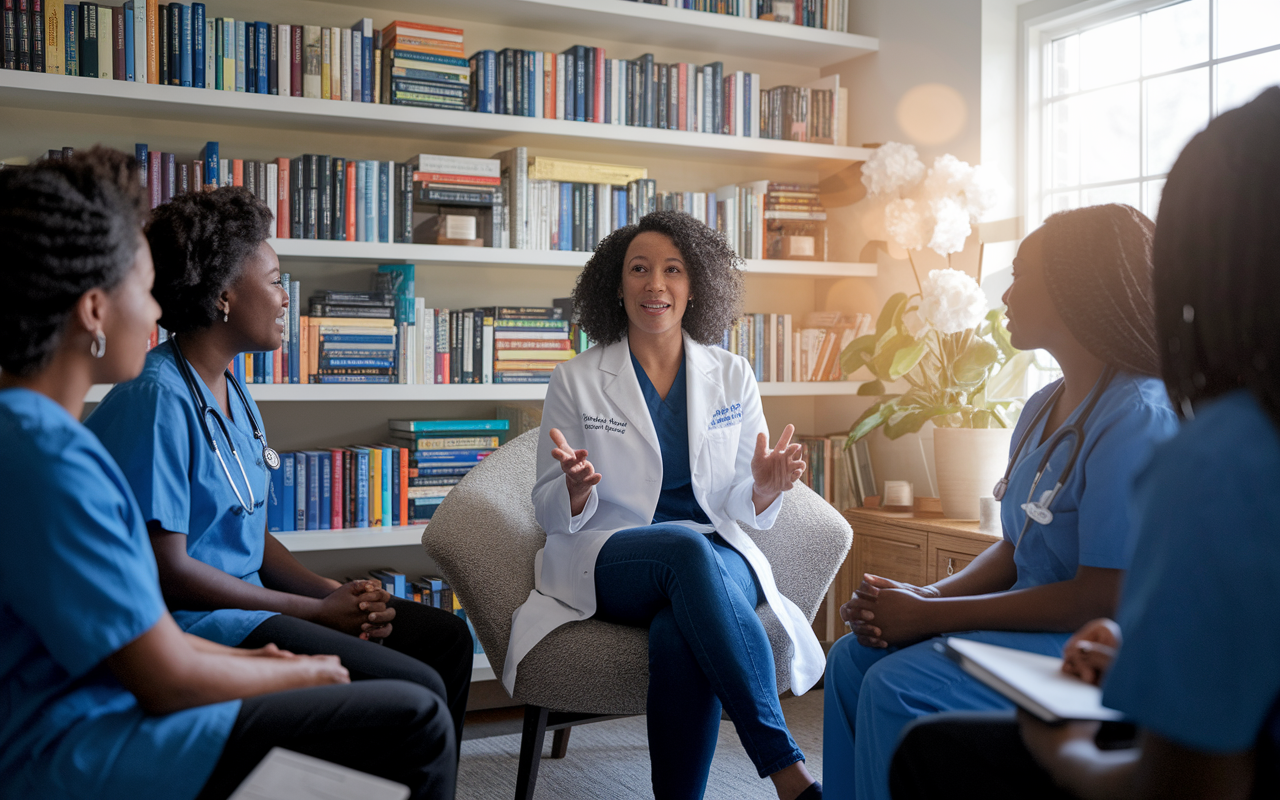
[593,525,804,800]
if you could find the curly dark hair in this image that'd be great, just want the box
[0,146,148,377]
[574,210,743,345]
[147,185,273,334]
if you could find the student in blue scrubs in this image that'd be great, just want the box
[85,187,472,752]
[822,204,1179,800]
[0,148,454,800]
[889,87,1280,800]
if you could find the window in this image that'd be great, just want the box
[1029,0,1280,225]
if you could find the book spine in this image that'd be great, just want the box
[15,0,30,71]
[266,19,277,95]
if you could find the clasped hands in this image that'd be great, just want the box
[312,579,395,641]
[840,573,942,648]
[549,424,806,517]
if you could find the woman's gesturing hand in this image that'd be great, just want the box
[550,427,600,517]
[751,424,806,513]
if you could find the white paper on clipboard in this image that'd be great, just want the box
[229,748,410,800]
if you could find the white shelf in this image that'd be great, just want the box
[0,70,873,169]
[338,0,878,69]
[276,525,426,551]
[270,238,877,278]
[85,380,866,403]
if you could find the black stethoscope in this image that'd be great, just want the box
[170,337,280,516]
[992,366,1116,547]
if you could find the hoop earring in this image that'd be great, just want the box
[90,331,107,359]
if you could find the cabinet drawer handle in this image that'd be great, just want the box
[872,539,920,550]
[947,557,956,576]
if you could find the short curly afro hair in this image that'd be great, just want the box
[147,186,273,334]
[0,146,148,377]
[574,210,744,346]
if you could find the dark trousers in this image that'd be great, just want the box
[593,526,803,800]
[196,680,455,800]
[238,597,473,750]
[889,711,1081,799]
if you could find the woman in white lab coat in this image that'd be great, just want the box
[505,211,823,800]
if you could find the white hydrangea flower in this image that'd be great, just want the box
[919,268,987,334]
[923,154,972,201]
[861,142,927,197]
[961,164,1003,219]
[884,197,930,251]
[927,196,973,256]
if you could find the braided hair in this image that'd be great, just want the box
[0,146,148,377]
[574,210,744,346]
[146,186,273,334]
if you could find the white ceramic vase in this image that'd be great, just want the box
[932,426,1013,520]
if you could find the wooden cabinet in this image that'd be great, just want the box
[812,509,1003,640]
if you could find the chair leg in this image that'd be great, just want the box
[515,705,549,800]
[549,726,571,759]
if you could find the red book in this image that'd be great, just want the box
[593,46,605,124]
[677,62,687,131]
[397,446,408,527]
[232,158,243,187]
[412,172,500,186]
[272,346,282,384]
[344,160,356,241]
[289,24,302,98]
[275,157,290,238]
[113,6,125,79]
[147,151,162,208]
[545,52,556,119]
[330,448,344,530]
[380,20,463,39]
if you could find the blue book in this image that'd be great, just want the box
[279,270,290,378]
[200,141,218,190]
[753,312,765,380]
[192,3,205,88]
[123,2,135,80]
[387,49,467,68]
[281,453,295,531]
[255,21,268,94]
[350,19,365,102]
[244,19,255,92]
[180,4,193,87]
[235,20,246,92]
[252,352,262,382]
[377,263,415,325]
[559,182,573,250]
[615,187,627,229]
[409,496,447,521]
[319,333,395,345]
[409,450,493,463]
[305,451,321,530]
[351,448,370,528]
[377,161,390,243]
[65,7,79,76]
[267,463,284,532]
[293,453,307,531]
[135,143,148,188]
[288,279,300,383]
[369,569,406,600]
[380,446,393,527]
[354,160,366,241]
[360,19,373,102]
[232,353,244,384]
[389,419,510,433]
[263,347,273,383]
[362,161,377,242]
[387,447,400,526]
[411,466,474,476]
[707,191,717,230]
[317,451,331,531]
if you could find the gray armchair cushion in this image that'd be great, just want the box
[423,429,851,714]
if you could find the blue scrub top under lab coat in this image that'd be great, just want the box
[0,388,237,800]
[1104,390,1280,769]
[999,372,1177,589]
[631,350,712,526]
[86,341,276,645]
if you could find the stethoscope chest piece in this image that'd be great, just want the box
[263,446,281,471]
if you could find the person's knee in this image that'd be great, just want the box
[374,681,456,756]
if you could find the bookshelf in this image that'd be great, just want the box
[0,70,873,169]
[83,380,869,404]
[9,0,882,689]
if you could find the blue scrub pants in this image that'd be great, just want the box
[822,629,1071,800]
[593,525,804,800]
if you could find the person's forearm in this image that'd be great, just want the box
[144,649,323,714]
[184,633,245,656]
[927,540,1018,597]
[1051,741,1142,800]
[258,533,340,598]
[752,485,780,516]
[920,571,1121,635]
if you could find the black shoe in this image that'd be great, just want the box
[796,781,823,800]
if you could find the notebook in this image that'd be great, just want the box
[944,637,1127,724]
[229,747,410,800]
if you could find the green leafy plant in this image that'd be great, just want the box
[841,270,1035,446]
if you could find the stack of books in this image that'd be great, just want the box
[761,79,839,144]
[525,157,653,252]
[794,311,873,382]
[308,309,398,385]
[493,307,573,385]
[765,183,827,260]
[628,1,850,32]
[387,418,508,523]
[269,444,408,533]
[411,153,502,246]
[379,20,470,110]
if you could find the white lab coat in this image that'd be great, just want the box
[502,331,826,697]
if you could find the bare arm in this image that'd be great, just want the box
[1022,720,1257,800]
[928,539,1020,597]
[106,613,348,716]
[149,524,394,637]
[258,532,341,598]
